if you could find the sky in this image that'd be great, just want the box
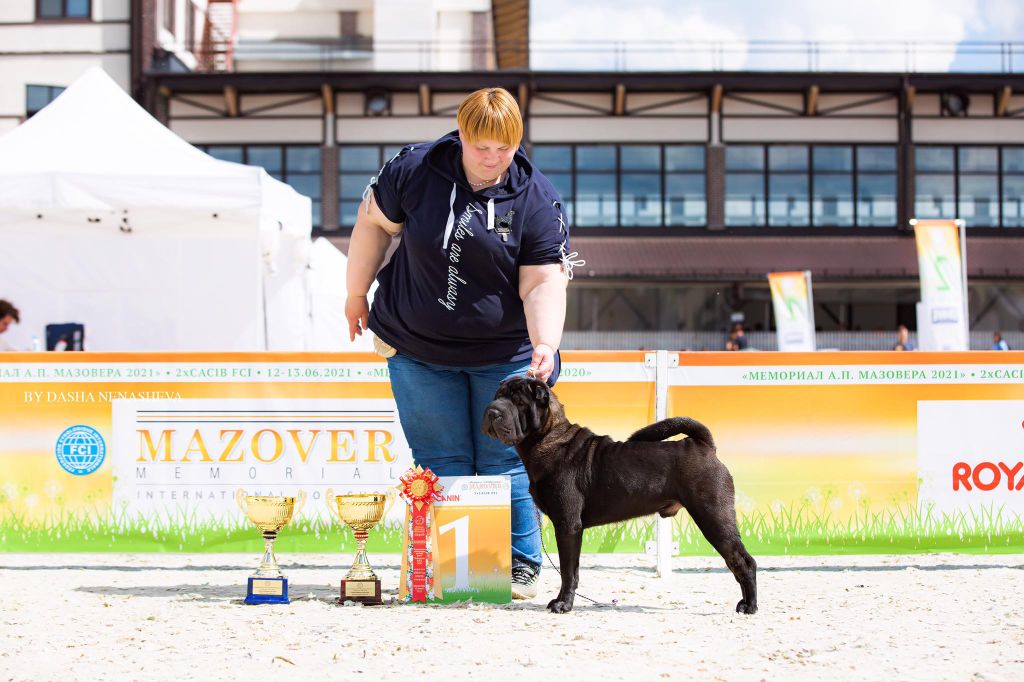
[529,0,1024,72]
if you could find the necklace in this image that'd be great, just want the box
[469,173,503,188]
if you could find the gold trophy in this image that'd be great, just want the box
[236,489,306,604]
[327,488,395,604]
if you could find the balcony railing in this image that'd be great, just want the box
[169,38,1024,74]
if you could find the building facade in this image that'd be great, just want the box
[0,0,131,135]
[4,0,1023,348]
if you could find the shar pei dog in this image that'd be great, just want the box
[482,376,757,615]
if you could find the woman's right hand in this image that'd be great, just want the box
[345,295,370,342]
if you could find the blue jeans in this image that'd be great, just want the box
[387,353,542,568]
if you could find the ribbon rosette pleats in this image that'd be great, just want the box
[398,466,444,603]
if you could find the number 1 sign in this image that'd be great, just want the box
[432,476,512,604]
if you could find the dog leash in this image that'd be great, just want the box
[534,506,618,608]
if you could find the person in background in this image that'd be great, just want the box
[992,332,1010,351]
[893,324,915,351]
[0,299,20,351]
[344,87,579,600]
[726,322,749,351]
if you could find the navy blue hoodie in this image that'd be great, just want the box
[367,131,572,376]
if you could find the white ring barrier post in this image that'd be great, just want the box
[647,350,676,579]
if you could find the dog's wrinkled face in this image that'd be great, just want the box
[481,377,551,446]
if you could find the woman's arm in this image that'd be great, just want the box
[519,263,568,382]
[345,193,404,341]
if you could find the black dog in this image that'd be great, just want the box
[481,376,757,615]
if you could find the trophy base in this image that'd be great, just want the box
[245,577,289,605]
[339,579,382,605]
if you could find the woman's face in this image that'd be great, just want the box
[458,131,516,182]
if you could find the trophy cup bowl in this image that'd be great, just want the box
[237,489,306,604]
[327,489,395,604]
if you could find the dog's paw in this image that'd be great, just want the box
[736,600,757,615]
[547,598,574,613]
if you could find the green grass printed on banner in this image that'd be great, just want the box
[2,502,1024,554]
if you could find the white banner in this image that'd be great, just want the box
[918,400,1024,516]
[112,398,413,523]
[768,271,816,352]
[671,363,1024,386]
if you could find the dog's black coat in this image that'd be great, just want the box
[482,377,757,614]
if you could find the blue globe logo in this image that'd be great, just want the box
[55,425,106,476]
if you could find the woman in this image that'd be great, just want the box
[345,87,581,599]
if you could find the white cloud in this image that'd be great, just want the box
[530,0,1000,71]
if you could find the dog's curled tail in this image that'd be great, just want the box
[627,417,714,448]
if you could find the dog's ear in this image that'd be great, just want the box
[532,382,549,405]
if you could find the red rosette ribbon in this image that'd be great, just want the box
[399,466,444,602]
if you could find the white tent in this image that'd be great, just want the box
[307,237,376,352]
[0,68,312,351]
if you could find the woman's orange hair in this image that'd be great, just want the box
[457,87,523,147]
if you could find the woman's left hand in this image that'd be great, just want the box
[528,343,555,383]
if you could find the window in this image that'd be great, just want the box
[26,85,65,117]
[162,0,176,34]
[813,147,853,227]
[856,146,898,226]
[576,146,617,226]
[727,144,897,227]
[338,145,405,228]
[1003,148,1024,227]
[532,143,706,228]
[202,145,323,227]
[958,147,998,227]
[915,145,1022,228]
[665,146,705,226]
[37,0,90,19]
[184,0,197,51]
[768,146,809,226]
[725,146,765,226]
[531,145,573,224]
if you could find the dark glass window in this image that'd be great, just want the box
[665,146,705,226]
[25,85,65,117]
[1003,148,1024,228]
[768,146,809,226]
[338,143,705,229]
[856,146,897,227]
[575,146,617,227]
[958,147,998,227]
[202,144,322,227]
[38,0,90,19]
[532,143,705,228]
[620,145,661,226]
[727,144,897,227]
[725,145,765,226]
[813,147,853,226]
[532,145,574,225]
[915,145,1023,227]
[338,145,404,227]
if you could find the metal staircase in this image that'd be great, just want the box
[197,0,237,72]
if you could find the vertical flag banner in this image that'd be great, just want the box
[913,219,968,351]
[768,271,816,352]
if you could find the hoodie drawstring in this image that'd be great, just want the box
[361,183,374,215]
[441,182,457,250]
[487,198,495,233]
[560,241,586,281]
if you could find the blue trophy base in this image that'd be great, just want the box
[245,577,289,604]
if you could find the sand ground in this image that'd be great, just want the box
[2,552,1023,681]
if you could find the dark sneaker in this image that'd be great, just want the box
[511,560,540,599]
